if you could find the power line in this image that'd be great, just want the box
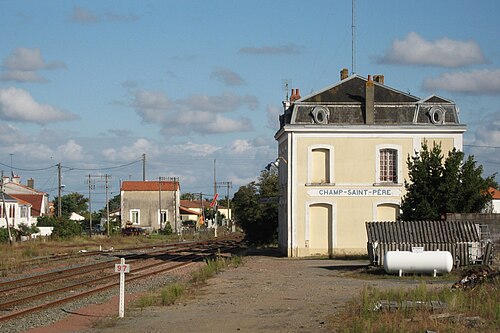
[63,159,142,171]
[0,162,57,171]
[464,144,500,149]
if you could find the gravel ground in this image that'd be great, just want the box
[21,249,456,333]
[1,252,204,333]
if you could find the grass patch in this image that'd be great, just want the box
[190,255,243,285]
[331,275,499,333]
[134,256,244,310]
[0,233,208,275]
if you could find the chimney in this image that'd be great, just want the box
[365,75,374,124]
[27,178,35,189]
[12,175,20,184]
[2,176,9,184]
[290,88,301,102]
[340,68,349,80]
[373,75,384,85]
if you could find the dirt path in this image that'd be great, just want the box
[50,253,448,333]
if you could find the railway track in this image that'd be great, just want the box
[0,235,244,324]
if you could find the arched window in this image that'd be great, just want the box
[308,146,333,184]
[376,145,401,184]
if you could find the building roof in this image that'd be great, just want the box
[179,206,201,216]
[3,180,47,195]
[488,187,500,200]
[9,194,43,216]
[366,220,480,244]
[180,199,226,209]
[279,74,464,129]
[0,193,19,203]
[121,181,180,192]
[180,200,206,209]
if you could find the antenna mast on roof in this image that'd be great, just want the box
[351,0,356,74]
[282,79,291,102]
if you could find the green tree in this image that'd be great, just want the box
[53,192,89,218]
[17,223,40,239]
[233,168,278,244]
[181,192,198,200]
[401,142,497,221]
[51,217,82,239]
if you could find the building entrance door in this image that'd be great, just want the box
[308,203,333,256]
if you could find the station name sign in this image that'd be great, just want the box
[308,188,401,197]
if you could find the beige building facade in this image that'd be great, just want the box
[275,72,466,257]
[121,180,180,232]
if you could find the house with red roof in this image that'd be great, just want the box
[0,192,32,229]
[120,180,180,232]
[487,187,500,213]
[2,175,49,226]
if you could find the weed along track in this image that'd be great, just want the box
[0,235,244,326]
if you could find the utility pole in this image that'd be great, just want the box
[1,171,13,245]
[105,174,110,236]
[158,176,164,231]
[213,159,217,198]
[58,163,62,218]
[215,181,232,226]
[142,153,146,181]
[86,174,112,236]
[351,0,356,74]
[85,175,95,237]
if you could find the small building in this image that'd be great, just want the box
[366,220,492,267]
[180,199,231,227]
[2,175,49,225]
[121,180,180,232]
[487,187,500,213]
[0,193,32,229]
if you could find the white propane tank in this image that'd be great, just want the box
[383,250,453,277]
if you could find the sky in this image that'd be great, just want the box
[0,0,499,209]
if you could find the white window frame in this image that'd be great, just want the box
[158,209,168,226]
[307,145,334,185]
[375,144,402,185]
[130,209,140,225]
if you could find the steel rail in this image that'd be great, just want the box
[0,241,242,323]
[0,241,237,310]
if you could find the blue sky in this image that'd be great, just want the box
[0,0,499,208]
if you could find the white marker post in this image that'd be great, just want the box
[115,258,130,318]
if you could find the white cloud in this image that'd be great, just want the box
[210,67,245,86]
[266,105,281,130]
[102,138,159,162]
[1,48,66,83]
[229,139,253,153]
[378,32,485,67]
[423,69,500,95]
[130,89,256,136]
[56,140,85,161]
[239,43,303,55]
[71,6,99,23]
[167,142,220,156]
[132,90,171,123]
[0,123,30,144]
[466,112,500,178]
[71,6,139,24]
[0,87,78,124]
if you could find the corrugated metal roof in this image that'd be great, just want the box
[366,220,480,244]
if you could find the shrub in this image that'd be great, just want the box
[52,217,82,239]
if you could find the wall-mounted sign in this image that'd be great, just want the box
[308,188,401,197]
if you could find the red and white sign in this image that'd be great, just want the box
[210,193,219,207]
[115,263,130,273]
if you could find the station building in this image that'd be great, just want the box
[274,70,466,257]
